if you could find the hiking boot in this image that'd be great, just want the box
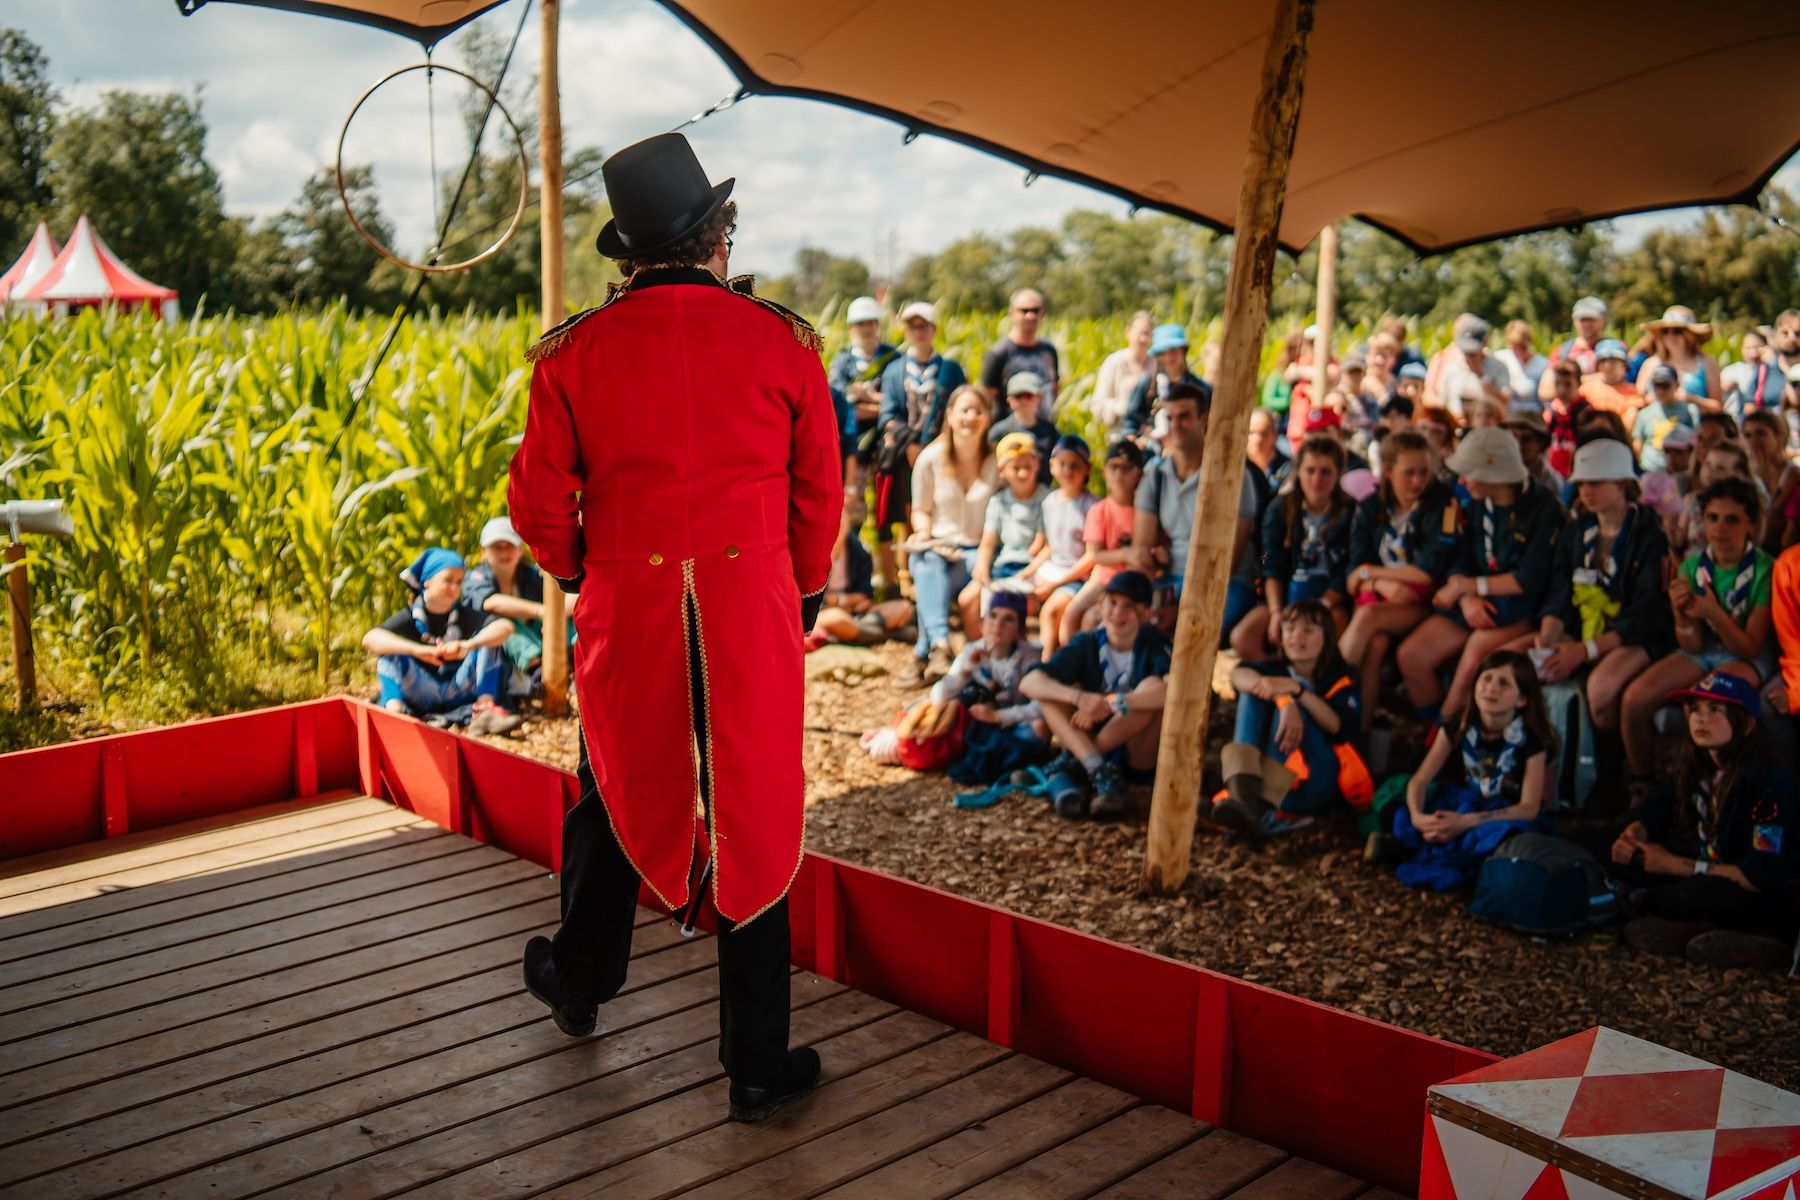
[1622,917,1714,959]
[924,642,956,684]
[522,936,597,1037]
[1088,761,1128,818]
[1363,831,1405,866]
[893,655,928,690]
[851,611,889,645]
[469,702,526,736]
[728,1046,823,1122]
[1044,752,1090,820]
[1685,930,1794,973]
[1211,770,1273,840]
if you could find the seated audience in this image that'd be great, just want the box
[1579,339,1643,428]
[1022,571,1171,820]
[1031,436,1099,655]
[1669,439,1753,557]
[363,548,522,734]
[1231,434,1354,659]
[1632,365,1701,472]
[1542,359,1592,479]
[1218,598,1362,837]
[1504,412,1565,499]
[811,532,916,647]
[1742,409,1800,549]
[929,590,1045,744]
[969,432,1048,607]
[1062,440,1146,642]
[462,515,569,700]
[1123,323,1209,446]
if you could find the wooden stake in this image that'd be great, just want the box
[537,0,571,716]
[6,541,34,710]
[1313,220,1338,398]
[1142,0,1316,894]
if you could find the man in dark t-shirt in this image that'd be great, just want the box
[362,547,524,734]
[981,287,1061,411]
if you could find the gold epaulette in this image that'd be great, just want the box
[525,279,631,364]
[726,274,825,352]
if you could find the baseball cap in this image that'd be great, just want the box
[1342,353,1367,371]
[1571,296,1608,321]
[1006,372,1045,398]
[1668,671,1759,719]
[995,431,1040,466]
[1051,434,1090,462]
[1303,406,1343,432]
[1650,364,1679,388]
[1103,570,1154,607]
[1594,338,1629,362]
[1150,323,1189,354]
[1455,316,1491,354]
[480,516,522,547]
[1566,438,1636,483]
[899,300,937,326]
[1105,439,1146,468]
[1661,424,1698,450]
[987,591,1028,621]
[1399,362,1428,381]
[846,296,881,324]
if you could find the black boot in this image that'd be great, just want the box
[523,936,598,1037]
[1212,742,1273,838]
[728,1046,823,1122]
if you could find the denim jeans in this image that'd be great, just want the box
[1221,577,1256,648]
[376,646,504,721]
[1233,691,1339,814]
[910,548,972,655]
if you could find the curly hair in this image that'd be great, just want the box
[611,200,738,273]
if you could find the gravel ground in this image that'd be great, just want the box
[469,638,1800,1090]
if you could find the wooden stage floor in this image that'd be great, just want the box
[0,796,1397,1199]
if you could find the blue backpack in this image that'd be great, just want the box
[1469,833,1620,937]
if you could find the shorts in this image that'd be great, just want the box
[1355,579,1435,607]
[870,465,911,542]
[1447,592,1534,629]
[992,560,1029,582]
[1680,646,1776,684]
[1057,580,1083,596]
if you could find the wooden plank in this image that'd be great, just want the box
[0,826,465,966]
[1355,1189,1410,1200]
[1225,1157,1365,1199]
[810,1077,1140,1200]
[235,986,906,1200]
[0,863,550,1039]
[683,1059,1093,1200]
[528,1027,1011,1200]
[0,795,387,897]
[0,818,450,941]
[2,943,734,1197]
[950,1106,1208,1200]
[0,808,430,920]
[0,924,703,1172]
[1092,1128,1287,1199]
[0,842,518,1000]
[0,893,559,1089]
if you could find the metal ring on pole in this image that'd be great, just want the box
[335,63,531,274]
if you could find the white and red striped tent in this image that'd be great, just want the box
[18,215,179,319]
[0,223,61,307]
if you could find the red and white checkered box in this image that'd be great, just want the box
[1421,1027,1800,1199]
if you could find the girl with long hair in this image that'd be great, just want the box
[1230,435,1354,660]
[1742,409,1800,549]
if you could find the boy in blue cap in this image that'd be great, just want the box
[362,547,524,734]
[1122,323,1210,444]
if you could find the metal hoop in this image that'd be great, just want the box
[335,62,531,275]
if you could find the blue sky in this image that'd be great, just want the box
[16,0,1799,278]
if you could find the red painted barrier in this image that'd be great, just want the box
[1,695,1496,1191]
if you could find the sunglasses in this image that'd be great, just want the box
[1013,306,1043,315]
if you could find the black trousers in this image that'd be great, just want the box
[549,599,792,1087]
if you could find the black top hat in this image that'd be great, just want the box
[595,132,735,260]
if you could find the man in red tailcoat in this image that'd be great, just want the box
[508,133,841,1122]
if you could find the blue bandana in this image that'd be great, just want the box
[401,547,465,594]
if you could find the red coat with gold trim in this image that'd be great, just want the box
[507,266,841,925]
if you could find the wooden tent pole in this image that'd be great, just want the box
[6,541,34,710]
[537,0,571,716]
[1142,0,1316,894]
[1313,219,1338,397]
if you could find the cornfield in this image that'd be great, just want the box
[0,301,1751,719]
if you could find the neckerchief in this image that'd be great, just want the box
[1378,505,1417,567]
[1295,508,1329,578]
[1694,547,1757,624]
[1095,628,1134,694]
[1480,496,1515,573]
[1692,769,1723,861]
[974,641,1031,705]
[1463,714,1527,807]
[904,354,943,433]
[1581,506,1634,592]
[411,595,465,646]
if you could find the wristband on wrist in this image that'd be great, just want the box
[1693,859,1710,877]
[1584,638,1599,662]
[1274,694,1294,710]
[1477,576,1490,598]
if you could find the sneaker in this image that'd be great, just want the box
[469,702,526,736]
[1088,761,1128,818]
[728,1046,823,1122]
[1044,753,1090,820]
[1622,916,1714,959]
[1256,809,1314,837]
[924,642,956,684]
[893,655,928,690]
[1685,930,1794,972]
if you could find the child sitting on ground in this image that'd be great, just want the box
[1029,436,1099,656]
[1231,434,1354,660]
[1611,672,1799,971]
[1384,650,1553,891]
[928,591,1047,781]
[1216,599,1363,839]
[1061,440,1145,642]
[362,548,524,736]
[968,432,1048,615]
[810,532,917,649]
[1021,571,1171,820]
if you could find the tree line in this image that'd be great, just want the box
[5,25,1797,326]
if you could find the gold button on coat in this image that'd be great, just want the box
[725,545,740,558]
[648,553,664,566]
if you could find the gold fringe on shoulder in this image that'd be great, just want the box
[726,273,824,353]
[525,280,632,364]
